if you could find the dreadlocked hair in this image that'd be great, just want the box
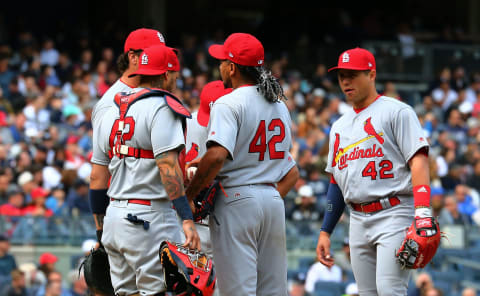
[235,64,286,103]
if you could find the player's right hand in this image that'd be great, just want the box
[182,220,201,251]
[316,231,335,267]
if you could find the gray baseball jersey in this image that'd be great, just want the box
[92,79,134,129]
[207,86,296,187]
[185,112,208,161]
[326,96,429,204]
[206,85,294,296]
[91,87,185,199]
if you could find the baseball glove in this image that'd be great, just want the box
[159,241,216,296]
[193,180,221,222]
[396,216,441,269]
[80,246,115,296]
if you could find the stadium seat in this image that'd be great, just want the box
[314,281,345,296]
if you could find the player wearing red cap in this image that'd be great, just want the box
[316,48,438,295]
[185,33,299,296]
[90,45,199,296]
[90,29,167,241]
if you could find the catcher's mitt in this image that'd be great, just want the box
[80,247,115,296]
[193,180,221,222]
[159,241,216,296]
[396,216,441,269]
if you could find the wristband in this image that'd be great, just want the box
[89,189,109,214]
[413,185,431,208]
[172,195,194,221]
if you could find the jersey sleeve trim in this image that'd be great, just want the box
[90,157,110,166]
[206,139,234,160]
[153,143,185,157]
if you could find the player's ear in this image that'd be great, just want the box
[369,69,376,81]
[129,51,139,67]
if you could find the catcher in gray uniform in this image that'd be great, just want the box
[316,48,440,296]
[89,45,200,296]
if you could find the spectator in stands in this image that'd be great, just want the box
[442,108,468,145]
[465,72,480,104]
[444,195,471,225]
[66,271,87,296]
[17,171,36,201]
[467,160,480,192]
[409,272,434,296]
[45,187,68,217]
[0,235,17,286]
[0,170,11,203]
[430,187,453,225]
[425,287,444,296]
[43,280,62,296]
[455,184,478,217]
[297,107,318,138]
[334,237,352,273]
[304,257,342,294]
[432,76,458,111]
[0,189,25,216]
[0,53,15,98]
[63,136,84,171]
[39,39,59,67]
[1,269,29,296]
[382,81,401,101]
[35,270,70,296]
[22,187,53,218]
[288,272,306,296]
[414,95,444,127]
[7,78,27,113]
[462,288,477,296]
[67,179,89,215]
[37,253,57,282]
[289,185,321,222]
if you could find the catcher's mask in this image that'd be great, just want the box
[159,241,216,296]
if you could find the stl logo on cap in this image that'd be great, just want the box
[258,59,263,65]
[342,52,350,63]
[157,32,165,43]
[141,54,149,65]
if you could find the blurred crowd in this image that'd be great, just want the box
[0,27,478,296]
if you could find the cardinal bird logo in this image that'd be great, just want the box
[363,117,384,144]
[185,143,199,163]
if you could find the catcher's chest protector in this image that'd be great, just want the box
[109,88,191,160]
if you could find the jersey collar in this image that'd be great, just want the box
[353,94,382,114]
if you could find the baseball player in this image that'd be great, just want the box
[91,28,166,133]
[316,48,435,295]
[184,80,232,296]
[185,80,232,246]
[185,33,299,296]
[89,45,200,296]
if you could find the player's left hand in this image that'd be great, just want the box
[182,220,201,251]
[316,231,335,268]
[396,211,441,269]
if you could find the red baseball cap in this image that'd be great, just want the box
[124,28,166,53]
[166,48,180,72]
[197,81,232,127]
[328,47,376,72]
[31,187,48,199]
[129,45,178,77]
[208,33,264,67]
[39,252,58,265]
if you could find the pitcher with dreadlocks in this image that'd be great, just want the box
[186,33,298,296]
